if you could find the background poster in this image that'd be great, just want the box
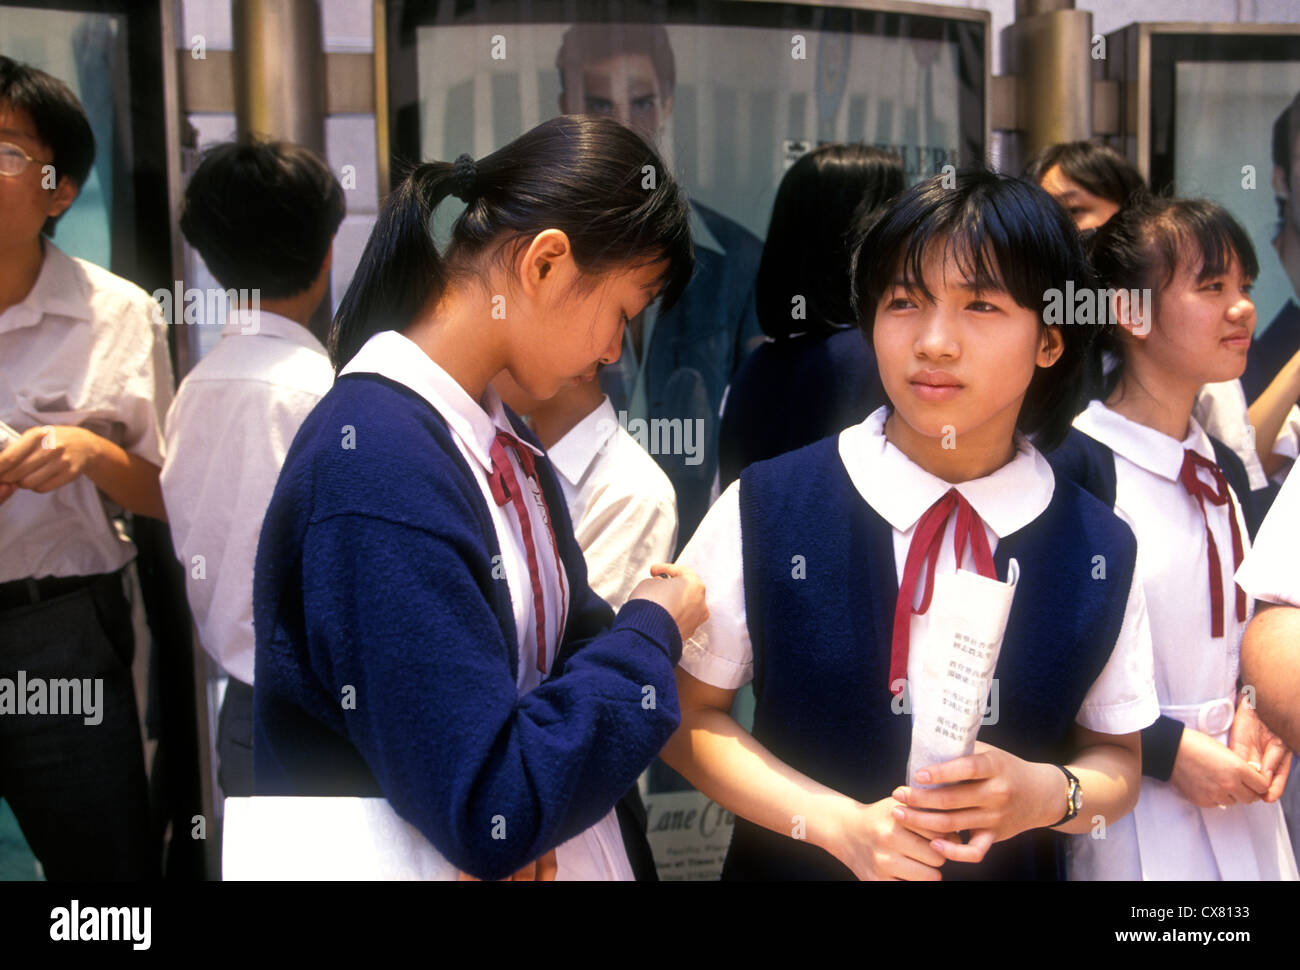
[414,19,972,243]
[1173,61,1300,335]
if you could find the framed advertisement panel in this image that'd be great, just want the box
[379,0,990,881]
[1101,23,1300,399]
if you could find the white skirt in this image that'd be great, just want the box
[1067,777,1299,880]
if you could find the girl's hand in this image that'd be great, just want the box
[1228,696,1293,803]
[1170,727,1271,808]
[458,849,558,881]
[628,563,709,642]
[824,796,949,881]
[889,742,1062,864]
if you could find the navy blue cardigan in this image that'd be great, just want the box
[252,373,684,881]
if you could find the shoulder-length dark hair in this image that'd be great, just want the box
[756,144,904,339]
[1088,192,1259,398]
[1023,141,1145,209]
[330,115,694,372]
[849,166,1094,452]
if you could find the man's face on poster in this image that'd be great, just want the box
[559,53,673,145]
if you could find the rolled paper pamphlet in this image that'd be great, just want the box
[906,558,1019,788]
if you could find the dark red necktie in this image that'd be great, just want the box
[1178,449,1246,639]
[890,488,997,694]
[488,430,568,673]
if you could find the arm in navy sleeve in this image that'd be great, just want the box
[299,511,682,881]
[1140,716,1185,782]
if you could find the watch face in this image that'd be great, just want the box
[1069,783,1082,814]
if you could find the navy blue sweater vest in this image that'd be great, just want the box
[252,373,683,881]
[724,436,1138,881]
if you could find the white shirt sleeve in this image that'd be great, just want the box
[574,487,678,611]
[1074,515,1160,734]
[114,293,173,467]
[1193,380,1268,491]
[673,481,753,689]
[1237,460,1300,608]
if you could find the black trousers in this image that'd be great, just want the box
[0,573,156,879]
[217,676,254,798]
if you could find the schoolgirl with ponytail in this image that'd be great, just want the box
[1049,194,1298,880]
[249,116,707,880]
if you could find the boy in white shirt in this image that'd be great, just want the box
[0,57,172,879]
[161,140,342,800]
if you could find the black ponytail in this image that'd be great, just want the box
[330,115,694,372]
[329,160,460,370]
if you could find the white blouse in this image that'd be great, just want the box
[0,240,173,582]
[546,395,678,610]
[1237,458,1300,608]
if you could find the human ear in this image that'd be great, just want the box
[1273,166,1289,203]
[1037,324,1065,367]
[518,229,574,304]
[46,175,79,220]
[1111,288,1151,341]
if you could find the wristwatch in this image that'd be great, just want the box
[1050,765,1082,828]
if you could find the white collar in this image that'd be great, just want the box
[338,329,543,473]
[838,405,1055,537]
[220,308,327,354]
[0,239,94,334]
[547,396,620,488]
[1073,399,1216,483]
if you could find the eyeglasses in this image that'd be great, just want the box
[0,141,46,177]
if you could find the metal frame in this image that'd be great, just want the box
[1104,21,1300,184]
[372,0,992,202]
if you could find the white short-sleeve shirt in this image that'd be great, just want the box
[0,240,174,582]
[546,395,678,610]
[1194,380,1269,491]
[676,405,1159,736]
[161,310,334,685]
[1073,400,1251,708]
[1237,459,1300,608]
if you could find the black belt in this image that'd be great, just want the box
[0,572,116,613]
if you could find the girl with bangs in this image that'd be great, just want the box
[1050,195,1298,880]
[661,168,1159,880]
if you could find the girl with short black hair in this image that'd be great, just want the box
[664,168,1159,880]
